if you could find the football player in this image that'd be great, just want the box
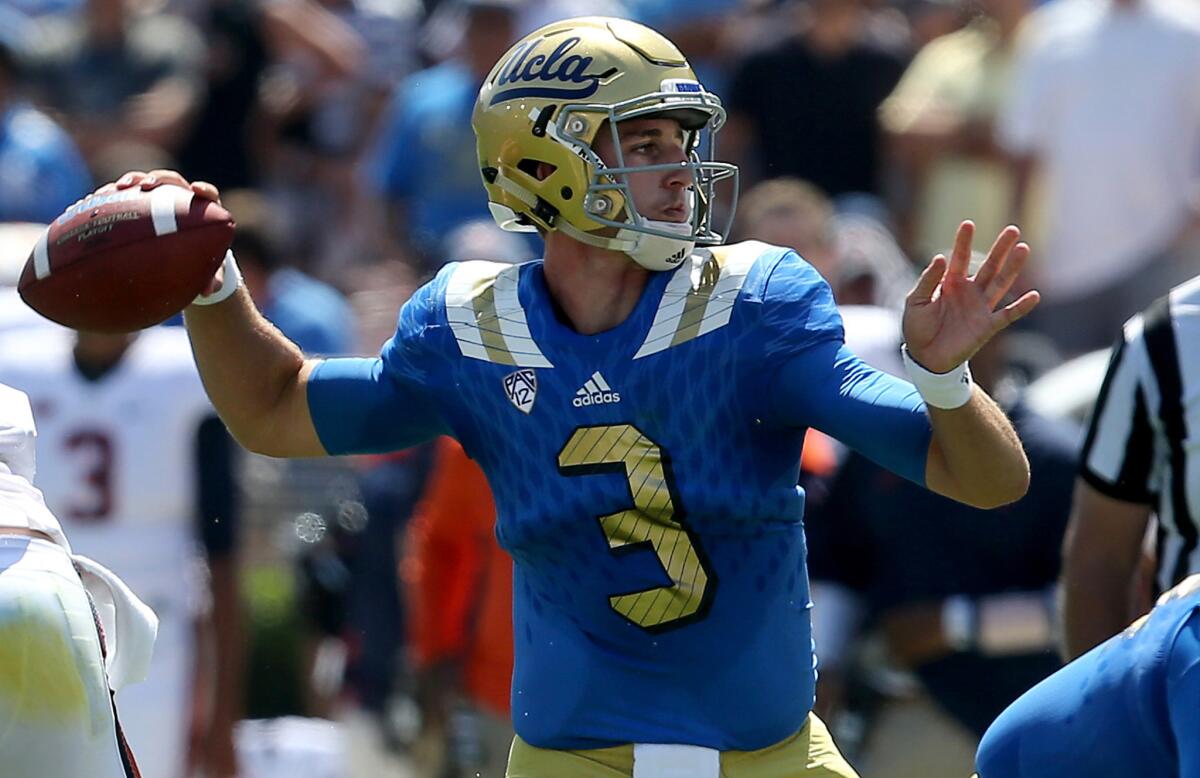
[0,381,155,777]
[976,574,1200,778]
[117,16,1036,777]
[0,326,243,778]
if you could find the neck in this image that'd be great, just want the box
[72,335,133,382]
[542,233,651,335]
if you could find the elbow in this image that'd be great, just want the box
[960,464,1031,510]
[230,422,298,459]
[226,424,275,457]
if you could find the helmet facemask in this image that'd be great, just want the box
[546,87,739,271]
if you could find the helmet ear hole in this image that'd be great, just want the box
[518,159,558,181]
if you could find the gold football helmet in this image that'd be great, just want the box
[473,17,738,271]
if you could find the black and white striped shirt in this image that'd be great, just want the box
[1081,276,1200,593]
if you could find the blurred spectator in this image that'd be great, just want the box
[443,217,538,266]
[881,0,1031,261]
[404,437,512,778]
[998,0,1200,357]
[223,188,358,355]
[258,0,420,272]
[25,0,207,164]
[0,27,91,223]
[624,0,738,97]
[0,326,244,778]
[726,0,906,196]
[735,177,840,283]
[364,0,521,265]
[303,0,416,161]
[897,0,972,49]
[735,177,915,373]
[340,446,434,740]
[519,0,629,35]
[177,0,274,190]
[833,211,918,312]
[1061,275,1200,661]
[806,324,1078,778]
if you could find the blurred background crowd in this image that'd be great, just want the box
[0,0,1198,775]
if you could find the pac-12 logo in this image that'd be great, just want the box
[489,37,614,105]
[503,369,538,414]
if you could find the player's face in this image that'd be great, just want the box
[593,118,693,224]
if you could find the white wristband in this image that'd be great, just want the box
[901,345,974,410]
[192,250,243,306]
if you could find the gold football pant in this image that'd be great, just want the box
[506,712,858,778]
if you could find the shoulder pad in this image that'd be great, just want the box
[634,241,771,359]
[444,261,553,368]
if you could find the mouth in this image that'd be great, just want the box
[660,204,689,223]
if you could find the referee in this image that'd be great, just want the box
[1062,275,1200,659]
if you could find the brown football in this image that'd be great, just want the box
[18,185,235,333]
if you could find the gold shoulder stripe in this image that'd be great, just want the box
[445,261,553,368]
[633,241,768,359]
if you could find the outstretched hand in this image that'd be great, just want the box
[902,221,1040,374]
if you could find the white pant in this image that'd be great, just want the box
[0,536,132,777]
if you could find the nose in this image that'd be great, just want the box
[664,149,692,190]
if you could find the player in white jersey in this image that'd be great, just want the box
[0,381,157,777]
[0,325,244,778]
[0,222,64,335]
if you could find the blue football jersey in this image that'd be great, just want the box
[977,576,1200,778]
[308,241,931,750]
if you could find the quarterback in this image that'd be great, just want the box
[114,16,1036,777]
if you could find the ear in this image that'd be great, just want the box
[535,161,555,181]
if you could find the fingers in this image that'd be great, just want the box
[947,220,976,279]
[993,289,1041,330]
[190,180,222,204]
[138,169,191,190]
[100,170,222,204]
[973,225,1022,290]
[908,254,947,306]
[114,171,148,190]
[986,241,1031,308]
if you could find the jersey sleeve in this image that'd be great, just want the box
[307,269,453,455]
[754,249,845,363]
[1079,325,1158,504]
[752,252,930,486]
[771,342,931,486]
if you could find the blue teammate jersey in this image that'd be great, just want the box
[307,241,932,750]
[977,576,1200,778]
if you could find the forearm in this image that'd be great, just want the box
[925,389,1030,509]
[1060,525,1143,660]
[183,289,324,456]
[1060,565,1136,660]
[1058,486,1153,659]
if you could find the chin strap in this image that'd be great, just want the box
[556,219,636,252]
[493,169,693,269]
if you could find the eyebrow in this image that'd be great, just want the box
[620,127,687,143]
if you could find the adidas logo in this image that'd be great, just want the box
[573,371,621,407]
